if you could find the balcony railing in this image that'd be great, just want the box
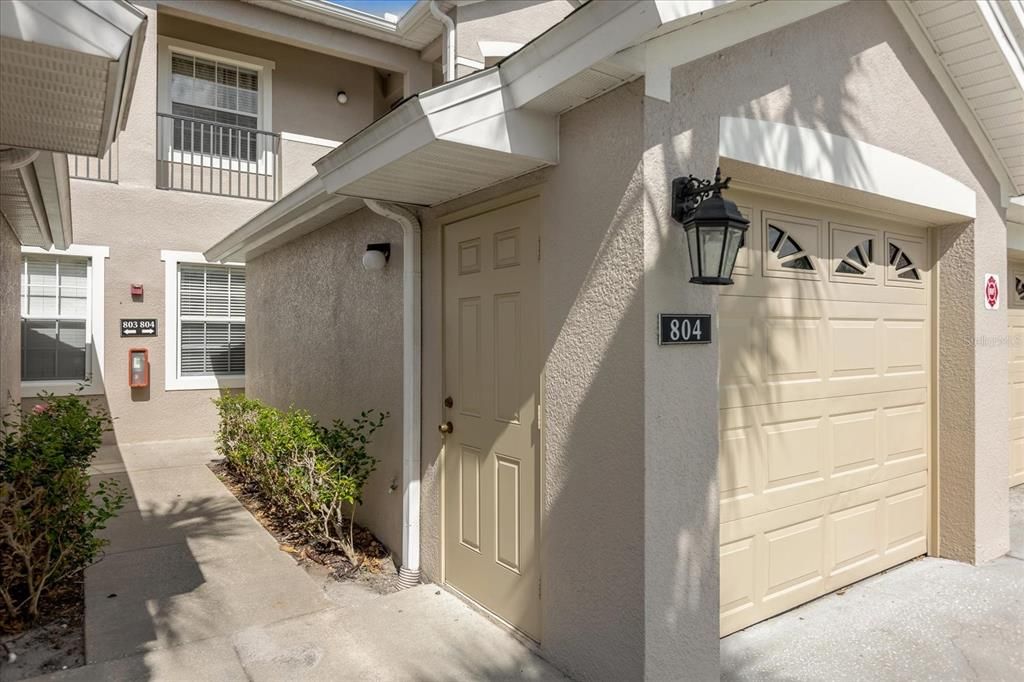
[69,140,118,182]
[156,113,280,201]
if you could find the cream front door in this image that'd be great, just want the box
[1008,266,1024,488]
[442,197,541,640]
[719,192,932,636]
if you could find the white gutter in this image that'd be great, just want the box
[364,199,422,588]
[429,0,456,81]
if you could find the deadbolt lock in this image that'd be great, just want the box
[444,396,453,408]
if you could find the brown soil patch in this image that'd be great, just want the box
[209,461,401,595]
[0,580,84,681]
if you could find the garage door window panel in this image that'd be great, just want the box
[884,233,925,288]
[763,212,820,280]
[830,223,880,285]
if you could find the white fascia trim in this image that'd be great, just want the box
[34,153,73,251]
[280,132,343,148]
[20,243,109,397]
[502,0,659,108]
[160,250,245,391]
[203,176,355,263]
[888,0,1018,197]
[478,40,523,59]
[315,68,558,197]
[455,56,485,71]
[719,117,976,220]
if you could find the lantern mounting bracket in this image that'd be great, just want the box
[671,168,732,222]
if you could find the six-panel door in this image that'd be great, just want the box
[442,198,541,640]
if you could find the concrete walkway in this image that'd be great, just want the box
[721,485,1024,681]
[35,439,564,682]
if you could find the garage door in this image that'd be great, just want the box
[719,192,931,636]
[1008,264,1024,488]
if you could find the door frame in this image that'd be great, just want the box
[435,186,546,637]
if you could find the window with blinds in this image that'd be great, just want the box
[21,255,89,381]
[178,264,245,377]
[170,52,259,161]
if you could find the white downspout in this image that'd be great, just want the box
[429,0,456,82]
[364,199,422,588]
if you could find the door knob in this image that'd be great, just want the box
[439,421,454,434]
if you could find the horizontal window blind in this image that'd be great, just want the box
[171,52,259,161]
[20,255,89,381]
[178,264,245,377]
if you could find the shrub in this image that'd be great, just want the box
[0,394,126,626]
[213,394,387,565]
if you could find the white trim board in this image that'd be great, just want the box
[718,117,976,223]
[281,131,342,148]
[160,250,246,391]
[20,244,109,397]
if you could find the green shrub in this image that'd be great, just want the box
[213,394,387,564]
[1,394,126,626]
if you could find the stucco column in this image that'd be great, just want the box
[642,95,720,680]
[936,217,1010,563]
[120,2,159,189]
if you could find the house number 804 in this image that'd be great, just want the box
[657,314,712,345]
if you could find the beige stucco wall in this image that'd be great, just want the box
[158,14,379,143]
[28,4,386,444]
[454,0,575,65]
[418,79,647,681]
[245,208,406,561]
[0,217,20,418]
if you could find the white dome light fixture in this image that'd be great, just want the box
[336,90,348,105]
[363,242,391,271]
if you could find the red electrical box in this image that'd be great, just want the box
[131,283,144,297]
[129,349,149,388]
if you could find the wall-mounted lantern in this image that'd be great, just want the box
[671,167,749,285]
[363,242,391,271]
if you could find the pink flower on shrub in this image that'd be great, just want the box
[32,403,50,414]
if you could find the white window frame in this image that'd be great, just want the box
[162,250,245,391]
[156,36,275,174]
[20,244,108,396]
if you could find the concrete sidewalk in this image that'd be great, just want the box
[721,485,1024,681]
[34,439,564,681]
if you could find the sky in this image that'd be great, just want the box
[329,0,418,18]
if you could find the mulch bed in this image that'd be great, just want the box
[0,580,84,681]
[209,461,401,595]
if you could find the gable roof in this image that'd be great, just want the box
[206,0,1024,263]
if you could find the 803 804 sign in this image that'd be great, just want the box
[657,314,711,345]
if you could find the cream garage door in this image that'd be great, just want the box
[1008,266,1024,488]
[719,192,931,636]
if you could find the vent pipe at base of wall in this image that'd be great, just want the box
[364,199,422,589]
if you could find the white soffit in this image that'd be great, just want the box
[314,68,559,206]
[719,117,977,223]
[0,152,73,250]
[899,0,1024,195]
[0,0,146,156]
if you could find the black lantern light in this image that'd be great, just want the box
[671,168,750,285]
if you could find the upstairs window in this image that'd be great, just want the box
[170,52,260,161]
